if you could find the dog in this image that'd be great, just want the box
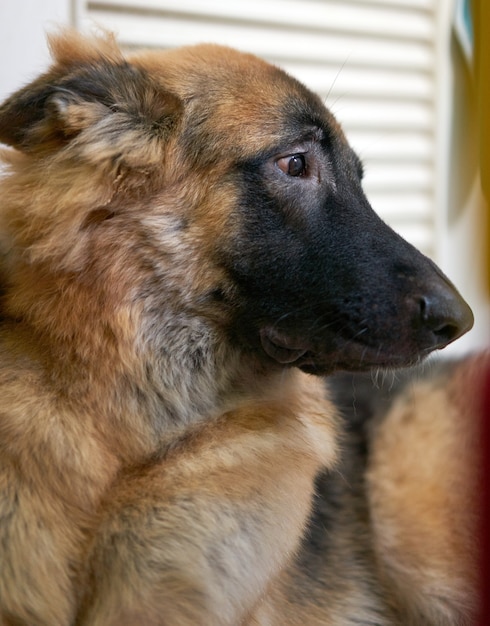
[0,30,476,625]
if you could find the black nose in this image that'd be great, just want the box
[417,288,474,349]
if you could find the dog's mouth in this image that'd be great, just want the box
[259,325,432,374]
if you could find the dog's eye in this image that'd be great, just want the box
[277,154,307,177]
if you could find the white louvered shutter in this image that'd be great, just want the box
[77,0,447,259]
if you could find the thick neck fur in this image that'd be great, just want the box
[3,259,266,454]
[2,236,285,472]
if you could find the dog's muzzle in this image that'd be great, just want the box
[259,277,474,372]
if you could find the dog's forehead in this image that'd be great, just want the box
[133,44,346,156]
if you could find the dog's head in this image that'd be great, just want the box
[0,31,473,378]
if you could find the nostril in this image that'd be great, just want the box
[417,293,473,349]
[429,320,461,344]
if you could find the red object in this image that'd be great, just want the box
[480,365,490,625]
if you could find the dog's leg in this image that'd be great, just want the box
[77,374,337,626]
[0,483,81,626]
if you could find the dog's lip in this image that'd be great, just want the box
[260,325,434,373]
[259,325,404,370]
[259,327,309,364]
[297,341,436,374]
[298,352,421,375]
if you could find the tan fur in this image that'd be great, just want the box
[247,355,487,626]
[367,354,487,625]
[78,375,337,626]
[0,30,481,626]
[0,31,340,626]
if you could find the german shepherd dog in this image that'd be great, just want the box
[0,31,478,625]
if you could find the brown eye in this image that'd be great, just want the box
[277,153,307,177]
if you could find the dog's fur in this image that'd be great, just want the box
[251,353,487,626]
[0,31,478,625]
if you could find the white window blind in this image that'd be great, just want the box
[77,0,445,258]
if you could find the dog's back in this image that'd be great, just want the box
[251,355,486,625]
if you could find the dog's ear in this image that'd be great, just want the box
[0,31,182,166]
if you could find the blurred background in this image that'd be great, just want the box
[1,0,488,355]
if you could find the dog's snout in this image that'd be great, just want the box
[416,288,474,349]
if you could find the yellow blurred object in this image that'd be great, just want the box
[472,0,490,289]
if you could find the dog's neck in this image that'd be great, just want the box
[3,266,289,461]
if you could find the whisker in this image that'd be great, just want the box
[324,53,352,107]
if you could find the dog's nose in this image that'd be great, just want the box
[417,288,474,349]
